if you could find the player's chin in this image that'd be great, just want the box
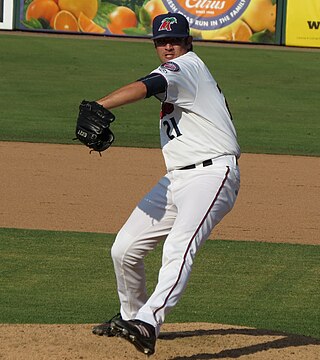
[164,54,176,61]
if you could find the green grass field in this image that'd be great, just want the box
[1,228,319,339]
[0,33,319,340]
[0,34,319,154]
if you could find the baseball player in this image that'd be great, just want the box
[90,12,241,356]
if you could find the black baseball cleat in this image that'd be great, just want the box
[92,313,121,336]
[111,318,156,356]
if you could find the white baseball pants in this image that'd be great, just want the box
[111,155,240,336]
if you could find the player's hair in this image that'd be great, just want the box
[183,37,193,52]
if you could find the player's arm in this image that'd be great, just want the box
[96,81,147,109]
[138,73,167,98]
[96,73,167,109]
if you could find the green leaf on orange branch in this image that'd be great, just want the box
[21,18,44,29]
[139,7,152,28]
[94,2,117,27]
[250,29,275,44]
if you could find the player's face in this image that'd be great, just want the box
[154,37,193,63]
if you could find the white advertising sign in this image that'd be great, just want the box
[0,0,15,30]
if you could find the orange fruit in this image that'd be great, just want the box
[144,0,167,22]
[78,12,105,33]
[201,20,252,42]
[58,0,98,20]
[242,0,276,32]
[53,10,79,31]
[108,6,138,35]
[201,27,233,41]
[26,0,60,28]
[232,20,252,41]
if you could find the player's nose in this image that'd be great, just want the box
[164,42,174,49]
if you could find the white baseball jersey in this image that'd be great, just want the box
[151,51,240,171]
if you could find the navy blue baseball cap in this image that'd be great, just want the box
[152,12,190,39]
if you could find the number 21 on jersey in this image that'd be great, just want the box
[163,117,182,140]
[160,102,182,140]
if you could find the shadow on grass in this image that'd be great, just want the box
[159,327,320,359]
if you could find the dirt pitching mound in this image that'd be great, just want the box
[1,323,320,360]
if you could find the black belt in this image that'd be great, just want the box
[179,159,213,170]
[178,157,238,170]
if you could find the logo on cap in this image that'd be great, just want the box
[158,17,177,32]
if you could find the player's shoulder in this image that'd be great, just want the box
[174,51,200,65]
[158,52,201,75]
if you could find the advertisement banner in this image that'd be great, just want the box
[0,0,14,29]
[18,0,277,44]
[286,0,320,47]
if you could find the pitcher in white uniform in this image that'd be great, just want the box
[92,12,241,356]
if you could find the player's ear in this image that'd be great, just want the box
[186,36,193,51]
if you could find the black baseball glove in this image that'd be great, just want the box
[75,100,115,154]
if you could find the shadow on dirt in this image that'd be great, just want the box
[159,327,320,359]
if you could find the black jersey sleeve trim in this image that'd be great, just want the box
[138,73,167,98]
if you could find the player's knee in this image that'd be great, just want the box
[111,230,138,267]
[111,232,125,262]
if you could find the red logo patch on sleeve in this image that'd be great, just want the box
[161,62,180,72]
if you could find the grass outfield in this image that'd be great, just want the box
[0,228,319,339]
[0,33,319,155]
